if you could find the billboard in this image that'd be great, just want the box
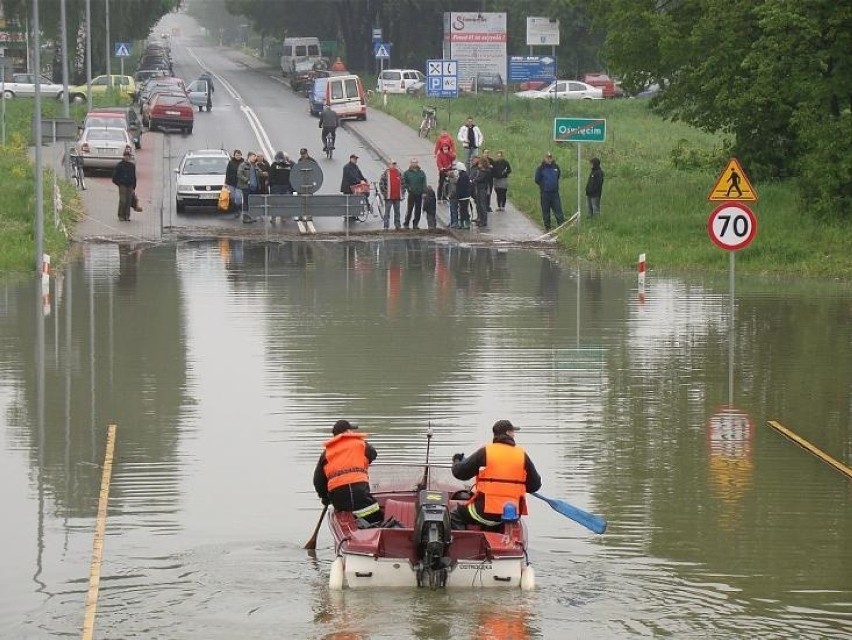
[442,12,507,90]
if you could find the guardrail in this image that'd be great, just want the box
[247,193,365,235]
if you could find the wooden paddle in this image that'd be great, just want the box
[303,504,329,550]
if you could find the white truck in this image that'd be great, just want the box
[1,73,65,100]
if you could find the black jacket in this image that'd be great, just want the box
[451,434,542,495]
[111,159,136,189]
[225,157,241,187]
[268,159,292,187]
[340,161,367,194]
[586,166,604,197]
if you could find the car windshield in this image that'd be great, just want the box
[181,157,228,175]
[155,94,189,106]
[85,116,125,129]
[86,128,127,141]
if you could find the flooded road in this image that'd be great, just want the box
[1,238,850,639]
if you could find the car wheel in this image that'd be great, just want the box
[186,126,193,134]
[149,121,157,132]
[71,93,85,103]
[135,138,141,150]
[1,90,13,99]
[176,199,185,213]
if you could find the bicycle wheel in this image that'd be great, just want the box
[356,197,369,222]
[419,119,429,138]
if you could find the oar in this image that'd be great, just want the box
[303,504,329,550]
[532,492,607,535]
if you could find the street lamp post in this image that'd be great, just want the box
[33,0,45,275]
[85,0,92,112]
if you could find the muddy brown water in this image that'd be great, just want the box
[1,238,850,639]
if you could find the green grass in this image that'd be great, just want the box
[0,98,87,275]
[371,92,852,279]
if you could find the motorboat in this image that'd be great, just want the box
[326,463,535,590]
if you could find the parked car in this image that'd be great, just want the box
[84,106,143,149]
[634,82,663,99]
[186,79,212,111]
[69,75,136,102]
[376,69,425,94]
[174,149,229,213]
[147,92,194,133]
[74,126,133,171]
[472,72,504,93]
[138,76,186,106]
[514,80,603,100]
[1,73,65,100]
[516,79,550,92]
[583,72,624,98]
[133,68,170,85]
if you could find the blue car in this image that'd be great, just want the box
[308,77,328,117]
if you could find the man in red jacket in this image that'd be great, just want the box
[379,160,404,230]
[313,420,383,524]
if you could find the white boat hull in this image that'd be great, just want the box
[339,553,528,589]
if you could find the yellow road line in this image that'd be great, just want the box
[81,424,117,640]
[767,420,852,480]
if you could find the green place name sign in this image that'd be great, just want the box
[553,117,606,143]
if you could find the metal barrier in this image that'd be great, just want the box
[246,193,364,235]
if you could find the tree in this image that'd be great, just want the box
[585,0,852,217]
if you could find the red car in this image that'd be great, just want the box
[583,73,625,98]
[147,92,194,134]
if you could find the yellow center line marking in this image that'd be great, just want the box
[767,420,852,480]
[81,424,117,640]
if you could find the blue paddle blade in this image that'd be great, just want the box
[532,492,607,535]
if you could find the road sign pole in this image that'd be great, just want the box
[576,143,582,227]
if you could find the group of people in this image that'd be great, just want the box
[314,418,541,530]
[223,148,297,223]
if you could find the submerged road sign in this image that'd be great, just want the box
[708,157,758,202]
[707,202,757,251]
[553,117,606,142]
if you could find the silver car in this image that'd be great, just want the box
[74,126,132,170]
[174,149,229,213]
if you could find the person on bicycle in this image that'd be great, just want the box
[340,154,367,194]
[319,105,340,152]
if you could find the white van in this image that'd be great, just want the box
[280,37,323,78]
[323,74,367,120]
[376,69,425,94]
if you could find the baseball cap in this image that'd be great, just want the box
[332,419,359,435]
[350,153,359,159]
[492,419,519,436]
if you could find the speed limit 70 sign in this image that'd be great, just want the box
[707,202,757,251]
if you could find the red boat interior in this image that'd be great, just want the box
[333,492,526,563]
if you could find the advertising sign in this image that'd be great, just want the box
[508,55,556,83]
[442,12,507,90]
[526,17,560,46]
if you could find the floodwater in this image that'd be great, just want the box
[1,238,850,639]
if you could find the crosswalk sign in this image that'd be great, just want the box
[374,43,390,59]
[708,158,758,202]
[114,42,131,57]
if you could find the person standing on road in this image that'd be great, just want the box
[379,160,404,230]
[236,151,259,223]
[268,151,293,194]
[403,158,427,229]
[111,150,136,221]
[457,116,483,167]
[435,142,456,203]
[534,152,565,232]
[472,155,492,228]
[225,149,243,214]
[446,164,460,228]
[455,162,472,230]
[433,128,456,157]
[319,104,340,152]
[491,150,512,212]
[340,153,367,194]
[585,157,604,217]
[256,153,271,194]
[423,185,437,231]
[313,420,383,525]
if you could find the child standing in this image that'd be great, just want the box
[423,186,437,230]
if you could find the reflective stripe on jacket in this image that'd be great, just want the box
[323,432,369,491]
[471,443,527,515]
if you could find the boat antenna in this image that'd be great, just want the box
[421,422,433,491]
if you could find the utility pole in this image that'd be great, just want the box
[105,0,111,77]
[85,0,92,112]
[33,0,44,275]
[60,0,69,117]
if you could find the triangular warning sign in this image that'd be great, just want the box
[708,158,758,202]
[375,45,389,58]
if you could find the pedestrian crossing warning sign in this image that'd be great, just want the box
[708,158,758,202]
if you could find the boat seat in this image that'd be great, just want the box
[383,499,416,529]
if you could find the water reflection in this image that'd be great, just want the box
[0,239,850,638]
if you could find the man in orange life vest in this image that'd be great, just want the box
[450,419,542,530]
[313,419,383,525]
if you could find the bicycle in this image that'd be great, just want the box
[323,128,335,159]
[351,181,383,222]
[69,150,86,190]
[419,105,437,138]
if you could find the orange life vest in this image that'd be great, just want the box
[472,443,528,515]
[323,432,369,491]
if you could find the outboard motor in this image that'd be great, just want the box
[413,490,451,588]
